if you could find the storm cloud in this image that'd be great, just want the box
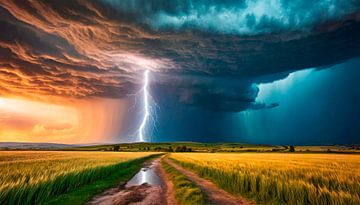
[0,0,360,111]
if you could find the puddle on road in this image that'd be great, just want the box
[125,160,162,188]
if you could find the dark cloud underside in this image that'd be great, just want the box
[0,0,359,111]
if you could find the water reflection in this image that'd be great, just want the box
[125,161,162,187]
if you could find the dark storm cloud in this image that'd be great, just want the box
[103,0,360,34]
[0,0,360,111]
[151,73,279,112]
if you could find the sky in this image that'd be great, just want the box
[0,0,359,144]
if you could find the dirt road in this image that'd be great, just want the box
[164,158,254,205]
[88,156,253,205]
[87,157,177,205]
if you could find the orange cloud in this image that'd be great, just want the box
[0,0,172,102]
[0,97,130,144]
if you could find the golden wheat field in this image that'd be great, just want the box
[170,153,360,205]
[0,151,154,204]
[0,151,152,190]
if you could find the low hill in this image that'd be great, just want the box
[0,142,76,150]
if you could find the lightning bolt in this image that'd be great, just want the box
[138,69,150,142]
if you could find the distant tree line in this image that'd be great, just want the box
[153,145,192,152]
[112,145,188,152]
[98,144,360,153]
[138,146,151,151]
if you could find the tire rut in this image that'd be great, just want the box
[163,158,255,205]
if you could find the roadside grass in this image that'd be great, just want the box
[170,153,360,205]
[162,159,206,205]
[0,154,161,205]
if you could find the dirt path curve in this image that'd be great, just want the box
[87,157,177,205]
[164,158,254,205]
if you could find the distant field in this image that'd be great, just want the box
[170,153,360,205]
[62,142,360,153]
[0,151,155,204]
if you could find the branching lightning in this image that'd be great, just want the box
[131,69,158,142]
[138,69,150,142]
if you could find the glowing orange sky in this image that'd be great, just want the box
[0,97,130,144]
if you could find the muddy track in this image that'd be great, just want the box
[164,158,255,205]
[87,156,253,205]
[157,156,178,205]
[87,157,177,205]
